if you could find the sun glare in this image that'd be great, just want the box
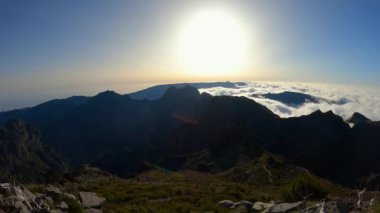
[178,9,249,77]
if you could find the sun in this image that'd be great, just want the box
[178,9,249,77]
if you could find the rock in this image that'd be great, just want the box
[301,205,319,213]
[14,199,32,213]
[264,201,304,213]
[0,183,51,213]
[64,193,77,200]
[0,183,11,196]
[59,201,69,210]
[252,202,275,211]
[46,185,62,197]
[235,200,253,209]
[21,186,36,201]
[218,200,234,208]
[324,200,350,213]
[44,196,54,205]
[79,191,105,209]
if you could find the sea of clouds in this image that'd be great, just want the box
[199,82,380,121]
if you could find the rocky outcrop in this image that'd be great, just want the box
[264,201,304,212]
[0,183,106,213]
[79,191,105,209]
[0,183,49,212]
[218,197,376,213]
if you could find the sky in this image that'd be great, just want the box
[0,0,380,111]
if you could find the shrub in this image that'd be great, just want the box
[62,196,85,213]
[373,201,380,213]
[281,176,328,202]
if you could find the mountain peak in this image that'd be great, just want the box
[348,112,370,125]
[161,85,200,100]
[94,90,120,97]
[89,90,129,103]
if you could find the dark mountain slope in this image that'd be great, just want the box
[347,112,371,125]
[0,86,379,187]
[267,110,354,184]
[350,121,380,181]
[0,119,67,182]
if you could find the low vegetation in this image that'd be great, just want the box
[61,170,279,212]
[62,196,85,213]
[46,164,351,212]
[281,175,329,202]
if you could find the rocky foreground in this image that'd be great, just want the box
[0,181,377,213]
[0,183,105,213]
[217,195,376,213]
[0,166,379,212]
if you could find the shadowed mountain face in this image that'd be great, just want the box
[0,119,67,183]
[0,85,379,186]
[347,112,371,125]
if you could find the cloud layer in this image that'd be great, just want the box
[199,82,380,121]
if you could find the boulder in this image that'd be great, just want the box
[64,193,77,200]
[59,201,69,210]
[46,185,62,198]
[21,186,36,202]
[0,183,52,213]
[252,202,275,211]
[79,191,105,209]
[324,200,351,213]
[218,200,234,208]
[14,199,32,213]
[264,201,304,213]
[0,183,11,196]
[44,196,54,205]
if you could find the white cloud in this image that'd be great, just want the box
[199,82,380,121]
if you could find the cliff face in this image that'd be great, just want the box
[0,119,67,183]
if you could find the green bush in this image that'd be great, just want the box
[281,176,328,202]
[373,201,380,213]
[62,196,85,213]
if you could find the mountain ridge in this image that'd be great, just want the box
[0,85,379,187]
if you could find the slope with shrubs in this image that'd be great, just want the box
[0,119,67,183]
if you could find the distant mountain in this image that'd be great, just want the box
[252,91,320,106]
[0,96,89,125]
[0,119,67,182]
[252,91,349,107]
[347,112,371,125]
[0,85,379,186]
[129,81,238,100]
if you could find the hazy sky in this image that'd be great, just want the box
[1,0,380,110]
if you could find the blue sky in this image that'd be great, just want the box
[0,0,379,110]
